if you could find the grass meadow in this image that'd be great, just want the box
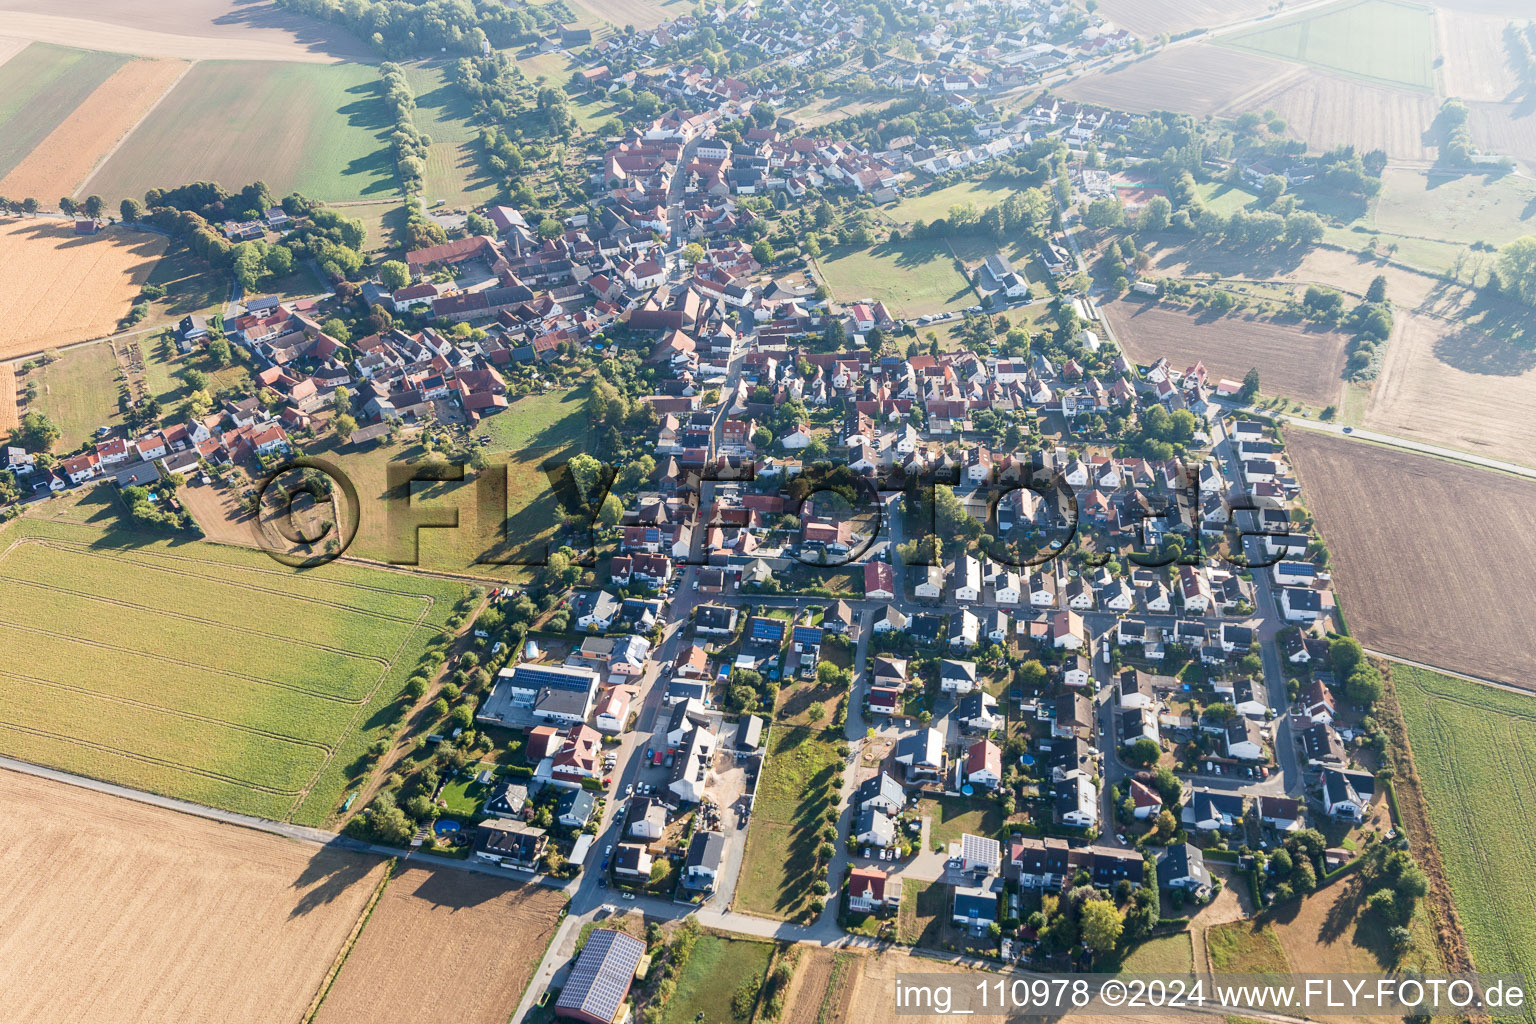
[736,723,843,920]
[401,63,504,209]
[88,61,398,203]
[0,43,126,182]
[816,239,977,318]
[21,342,124,449]
[884,178,1032,226]
[659,934,777,1024]
[1223,0,1435,90]
[0,513,461,824]
[1394,664,1536,1000]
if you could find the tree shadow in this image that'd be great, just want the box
[1432,323,1536,375]
[395,863,526,909]
[213,0,375,61]
[288,842,382,918]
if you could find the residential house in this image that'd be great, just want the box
[1156,843,1210,898]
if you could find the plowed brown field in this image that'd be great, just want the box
[1227,72,1437,161]
[1059,43,1302,118]
[0,769,386,1024]
[312,865,565,1024]
[1102,298,1349,407]
[0,219,166,358]
[1284,429,1536,689]
[0,58,188,200]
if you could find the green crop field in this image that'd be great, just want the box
[88,61,397,204]
[660,935,776,1024]
[0,43,126,180]
[1223,0,1434,90]
[401,63,504,209]
[0,515,460,824]
[1395,664,1536,1007]
[736,724,843,920]
[816,239,977,319]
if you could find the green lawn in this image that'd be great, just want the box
[401,63,505,208]
[886,178,1032,226]
[20,343,124,449]
[896,878,948,946]
[1195,181,1262,217]
[816,239,976,319]
[660,935,777,1024]
[1395,665,1536,1004]
[0,43,127,180]
[919,794,1003,849]
[736,724,843,920]
[0,515,462,824]
[89,61,398,203]
[1222,0,1435,90]
[1205,921,1288,973]
[1113,932,1195,974]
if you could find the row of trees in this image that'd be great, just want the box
[272,0,556,57]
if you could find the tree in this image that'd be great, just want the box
[333,413,358,439]
[1260,174,1286,205]
[806,702,826,722]
[321,318,351,344]
[538,217,563,240]
[1366,275,1388,303]
[207,337,232,368]
[379,260,410,290]
[120,197,144,224]
[1079,898,1124,954]
[1122,738,1161,767]
[752,239,775,266]
[682,242,705,265]
[1284,211,1325,246]
[59,197,77,217]
[1083,197,1125,230]
[596,491,624,527]
[14,411,60,451]
[1240,368,1260,401]
[1136,195,1172,232]
[1346,666,1384,706]
[1498,236,1536,305]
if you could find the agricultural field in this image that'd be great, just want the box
[1229,72,1437,161]
[565,0,685,31]
[1370,167,1536,250]
[0,363,17,435]
[1101,298,1350,407]
[1466,101,1536,174]
[85,61,398,203]
[736,724,843,920]
[1394,664,1536,995]
[783,948,858,1024]
[0,57,187,202]
[400,63,503,209]
[1284,428,1536,688]
[1059,44,1300,118]
[16,342,124,449]
[1436,9,1525,102]
[0,0,370,62]
[0,219,167,359]
[816,239,977,319]
[0,769,387,1024]
[312,865,566,1024]
[1368,304,1536,466]
[1091,0,1275,37]
[0,515,462,823]
[660,934,778,1024]
[0,42,126,185]
[1221,0,1436,90]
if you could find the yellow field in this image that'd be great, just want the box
[0,219,166,358]
[0,769,387,1024]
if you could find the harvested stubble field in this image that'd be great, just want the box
[1393,664,1536,1006]
[1466,101,1536,173]
[0,516,461,823]
[0,769,387,1024]
[0,219,166,359]
[0,362,17,434]
[86,60,398,203]
[0,42,126,183]
[1091,0,1273,37]
[0,57,188,201]
[1227,72,1437,161]
[1284,429,1536,688]
[1367,306,1536,467]
[1436,10,1525,102]
[1059,44,1301,118]
[313,865,565,1024]
[0,0,369,62]
[1101,298,1349,407]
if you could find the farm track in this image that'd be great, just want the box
[0,718,301,794]
[0,666,335,753]
[0,620,366,702]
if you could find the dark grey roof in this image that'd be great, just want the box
[1157,842,1205,887]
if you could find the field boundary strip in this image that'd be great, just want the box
[300,861,396,1024]
[0,717,302,795]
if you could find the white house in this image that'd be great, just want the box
[1280,587,1323,622]
[940,659,979,694]
[1322,768,1375,819]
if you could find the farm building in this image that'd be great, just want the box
[555,929,646,1024]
